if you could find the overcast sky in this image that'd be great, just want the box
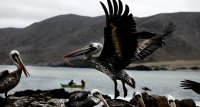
[0,0,200,28]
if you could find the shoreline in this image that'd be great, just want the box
[54,60,200,71]
[129,60,200,71]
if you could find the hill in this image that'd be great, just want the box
[0,12,200,67]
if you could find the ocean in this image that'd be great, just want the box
[0,65,199,106]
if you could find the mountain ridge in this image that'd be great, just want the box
[0,12,200,66]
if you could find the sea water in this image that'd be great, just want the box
[0,65,199,106]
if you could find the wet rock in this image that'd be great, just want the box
[190,66,200,70]
[1,89,197,107]
[1,89,69,107]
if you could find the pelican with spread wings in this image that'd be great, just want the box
[64,0,175,99]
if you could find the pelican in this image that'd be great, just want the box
[180,79,200,94]
[167,95,176,107]
[103,92,145,107]
[64,0,175,99]
[0,50,30,99]
[65,89,109,107]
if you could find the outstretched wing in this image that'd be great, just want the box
[132,22,176,61]
[99,0,138,70]
[0,70,9,79]
[180,79,200,94]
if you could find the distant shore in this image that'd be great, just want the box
[128,60,200,71]
[55,60,200,71]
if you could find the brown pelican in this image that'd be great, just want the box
[103,92,145,107]
[180,79,200,94]
[65,89,109,107]
[167,95,176,107]
[104,99,136,107]
[64,0,175,99]
[141,92,177,107]
[0,50,30,99]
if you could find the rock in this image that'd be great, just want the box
[128,65,153,71]
[2,89,69,107]
[1,89,197,107]
[190,66,200,70]
[175,99,196,107]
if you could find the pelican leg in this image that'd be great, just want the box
[4,92,8,101]
[122,81,128,97]
[114,80,120,99]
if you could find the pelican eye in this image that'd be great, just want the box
[89,44,93,47]
[93,92,100,98]
[169,100,174,103]
[135,94,142,99]
[11,53,19,62]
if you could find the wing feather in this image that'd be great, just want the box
[99,0,175,71]
[132,22,176,61]
[99,0,138,70]
[181,79,200,94]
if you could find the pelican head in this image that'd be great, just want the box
[167,95,176,107]
[9,50,30,77]
[64,43,103,65]
[90,89,109,107]
[133,92,145,107]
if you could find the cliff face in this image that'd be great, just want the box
[0,12,200,66]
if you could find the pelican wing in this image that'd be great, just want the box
[99,0,138,70]
[68,91,90,102]
[0,70,9,79]
[106,99,135,107]
[181,79,200,94]
[132,22,176,61]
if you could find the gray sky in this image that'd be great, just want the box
[0,0,200,28]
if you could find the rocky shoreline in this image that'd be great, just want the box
[0,89,197,107]
[0,89,110,107]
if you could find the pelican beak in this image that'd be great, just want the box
[15,55,30,77]
[138,97,145,107]
[96,94,109,107]
[64,45,96,65]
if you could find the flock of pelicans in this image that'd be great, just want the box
[0,0,200,106]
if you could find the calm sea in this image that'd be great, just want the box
[0,65,200,105]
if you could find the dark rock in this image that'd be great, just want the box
[46,88,70,99]
[175,99,196,107]
[4,89,69,106]
[2,89,197,107]
[153,67,168,70]
[14,89,44,97]
[190,66,200,70]
[128,65,153,71]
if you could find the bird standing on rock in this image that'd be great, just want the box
[0,50,30,99]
